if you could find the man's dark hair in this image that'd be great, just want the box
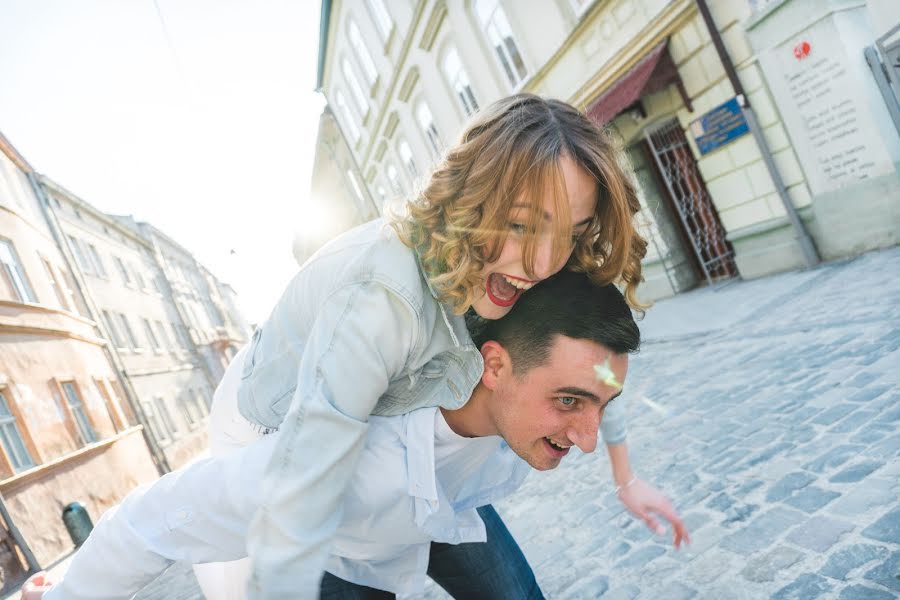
[474,269,640,375]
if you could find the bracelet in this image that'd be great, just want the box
[615,476,638,495]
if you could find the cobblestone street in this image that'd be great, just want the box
[38,247,900,599]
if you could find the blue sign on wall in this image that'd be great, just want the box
[690,97,750,156]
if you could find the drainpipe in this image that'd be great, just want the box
[695,0,820,268]
[27,174,171,476]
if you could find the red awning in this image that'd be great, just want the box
[586,40,686,126]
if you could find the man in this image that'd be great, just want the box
[29,271,687,599]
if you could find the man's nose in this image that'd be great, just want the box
[568,409,601,454]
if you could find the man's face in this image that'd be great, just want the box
[488,335,627,471]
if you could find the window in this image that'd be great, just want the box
[40,257,70,310]
[349,20,378,86]
[61,382,97,445]
[60,269,89,316]
[87,244,107,277]
[67,236,93,275]
[117,313,139,349]
[178,392,201,429]
[113,256,132,286]
[94,378,125,431]
[141,400,170,445]
[335,90,361,143]
[377,185,387,208]
[132,267,147,291]
[386,163,403,195]
[155,397,178,438]
[195,388,211,415]
[0,388,35,472]
[398,139,417,180]
[347,170,366,204]
[442,47,479,116]
[474,0,527,87]
[0,240,37,303]
[171,322,188,350]
[365,0,393,41]
[101,310,127,349]
[156,320,174,352]
[143,318,162,352]
[342,58,369,117]
[416,101,441,159]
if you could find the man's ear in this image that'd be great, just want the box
[479,340,511,390]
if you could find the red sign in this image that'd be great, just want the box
[793,41,811,60]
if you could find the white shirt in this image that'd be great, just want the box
[46,408,531,599]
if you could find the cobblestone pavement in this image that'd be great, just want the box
[30,247,900,599]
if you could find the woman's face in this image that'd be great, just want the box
[470,154,598,320]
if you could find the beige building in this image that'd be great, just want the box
[132,222,249,389]
[0,133,159,591]
[41,180,218,471]
[301,107,381,264]
[314,0,899,299]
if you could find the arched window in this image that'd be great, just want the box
[366,0,393,41]
[442,47,479,116]
[398,139,417,180]
[474,0,527,88]
[415,101,441,159]
[386,163,404,195]
[348,20,378,86]
[335,90,361,143]
[342,58,369,116]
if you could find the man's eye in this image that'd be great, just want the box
[558,396,577,407]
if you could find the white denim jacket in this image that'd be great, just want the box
[43,407,532,600]
[227,219,626,598]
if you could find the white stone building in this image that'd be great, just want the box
[313,0,899,299]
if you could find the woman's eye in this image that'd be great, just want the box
[558,396,577,407]
[509,223,527,234]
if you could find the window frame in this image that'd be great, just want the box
[473,0,528,89]
[442,46,479,117]
[59,380,98,446]
[0,238,38,303]
[0,386,36,473]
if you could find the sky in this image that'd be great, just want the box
[0,0,325,324]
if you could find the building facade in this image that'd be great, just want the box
[0,131,250,591]
[41,180,219,472]
[0,134,159,591]
[134,222,248,390]
[313,0,899,299]
[301,106,381,264]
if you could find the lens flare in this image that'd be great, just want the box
[593,358,623,391]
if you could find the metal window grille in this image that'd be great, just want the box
[644,120,737,286]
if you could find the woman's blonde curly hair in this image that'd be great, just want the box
[392,93,647,314]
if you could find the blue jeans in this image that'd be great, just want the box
[319,505,544,599]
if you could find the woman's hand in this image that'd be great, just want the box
[20,571,52,600]
[617,478,690,548]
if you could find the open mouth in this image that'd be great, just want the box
[486,273,536,307]
[543,437,571,458]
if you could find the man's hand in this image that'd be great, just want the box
[617,478,690,548]
[20,571,52,600]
